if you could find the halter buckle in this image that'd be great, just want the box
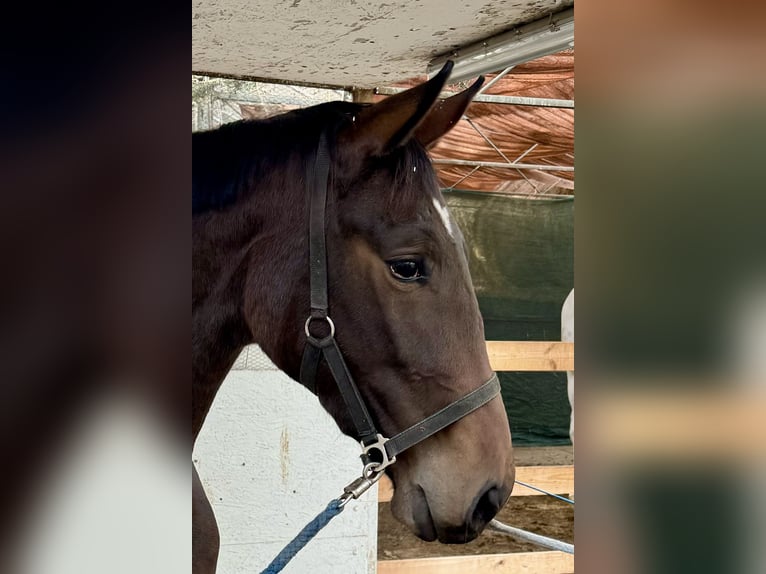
[361,434,396,475]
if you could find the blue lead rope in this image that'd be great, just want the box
[259,476,573,573]
[259,499,345,574]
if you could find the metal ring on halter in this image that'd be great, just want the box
[304,315,335,346]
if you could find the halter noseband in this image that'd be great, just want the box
[299,130,500,487]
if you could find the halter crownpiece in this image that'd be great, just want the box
[299,129,501,498]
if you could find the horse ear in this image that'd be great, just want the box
[414,75,484,149]
[339,61,455,156]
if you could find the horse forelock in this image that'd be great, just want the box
[346,139,441,225]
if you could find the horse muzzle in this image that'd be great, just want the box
[402,481,512,543]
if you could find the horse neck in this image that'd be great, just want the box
[192,167,308,439]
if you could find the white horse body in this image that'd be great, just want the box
[561,289,574,446]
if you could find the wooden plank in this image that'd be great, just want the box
[378,476,394,502]
[591,388,766,460]
[486,341,574,372]
[511,465,575,498]
[377,551,574,574]
[378,465,573,504]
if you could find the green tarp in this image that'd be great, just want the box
[444,190,574,446]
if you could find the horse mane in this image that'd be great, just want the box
[192,100,436,216]
[192,101,355,215]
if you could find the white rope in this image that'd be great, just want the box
[488,519,574,554]
[514,480,574,504]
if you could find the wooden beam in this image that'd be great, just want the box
[378,465,574,504]
[377,551,574,574]
[351,88,376,103]
[378,476,394,502]
[511,465,575,498]
[486,341,574,372]
[591,388,766,460]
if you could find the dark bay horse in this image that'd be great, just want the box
[192,62,514,573]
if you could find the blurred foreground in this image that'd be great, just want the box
[0,3,764,573]
[577,2,766,572]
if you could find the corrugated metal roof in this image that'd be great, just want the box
[386,50,574,195]
[230,50,574,196]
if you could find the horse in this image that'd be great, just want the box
[192,62,515,573]
[562,288,574,446]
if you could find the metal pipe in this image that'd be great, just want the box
[431,159,574,172]
[515,167,541,194]
[512,143,539,164]
[464,117,514,164]
[471,93,573,108]
[489,519,574,554]
[427,8,574,84]
[446,165,481,190]
[374,87,573,108]
[477,66,514,95]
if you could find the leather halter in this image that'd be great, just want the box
[299,130,501,477]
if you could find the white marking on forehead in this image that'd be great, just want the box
[432,197,454,238]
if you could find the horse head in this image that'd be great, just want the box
[243,63,514,543]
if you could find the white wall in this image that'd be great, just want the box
[9,391,188,574]
[193,345,378,574]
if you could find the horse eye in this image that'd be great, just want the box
[389,260,423,281]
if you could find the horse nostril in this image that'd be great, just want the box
[470,485,504,529]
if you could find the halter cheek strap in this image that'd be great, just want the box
[299,130,379,446]
[299,129,501,477]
